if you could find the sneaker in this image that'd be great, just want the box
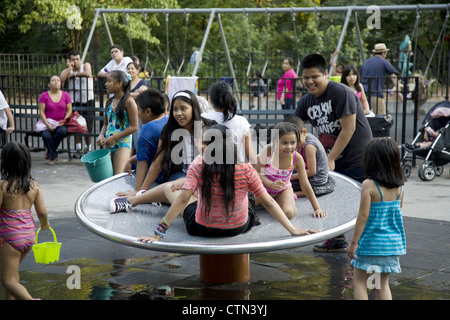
[313,237,348,253]
[136,190,146,196]
[110,197,132,214]
[150,202,162,207]
[73,149,83,159]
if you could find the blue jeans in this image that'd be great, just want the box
[336,166,365,183]
[41,126,68,160]
[281,97,294,110]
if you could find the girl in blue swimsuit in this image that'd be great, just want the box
[97,70,138,174]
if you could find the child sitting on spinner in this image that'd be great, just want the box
[284,116,335,198]
[255,122,327,219]
[138,124,319,243]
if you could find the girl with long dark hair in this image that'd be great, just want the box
[0,142,50,299]
[97,70,138,174]
[341,65,371,115]
[202,81,257,164]
[138,124,318,241]
[110,90,203,213]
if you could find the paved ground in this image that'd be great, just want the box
[0,149,449,304]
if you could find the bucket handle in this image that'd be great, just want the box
[35,227,57,245]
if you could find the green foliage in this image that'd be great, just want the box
[0,0,447,78]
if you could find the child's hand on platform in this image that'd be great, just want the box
[291,228,318,236]
[138,235,161,243]
[313,208,327,218]
[123,161,133,175]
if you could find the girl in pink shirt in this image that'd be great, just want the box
[277,57,298,110]
[138,124,318,243]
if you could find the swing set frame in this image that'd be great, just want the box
[82,4,449,84]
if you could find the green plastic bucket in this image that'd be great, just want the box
[81,149,113,182]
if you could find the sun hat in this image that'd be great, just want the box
[373,43,390,53]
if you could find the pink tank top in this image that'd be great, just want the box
[262,146,297,199]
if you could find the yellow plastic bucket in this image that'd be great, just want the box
[32,227,62,264]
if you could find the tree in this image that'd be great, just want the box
[0,0,25,33]
[17,0,178,53]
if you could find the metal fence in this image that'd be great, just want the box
[0,69,427,156]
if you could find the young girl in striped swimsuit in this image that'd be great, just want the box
[0,142,50,300]
[347,138,407,300]
[256,122,327,219]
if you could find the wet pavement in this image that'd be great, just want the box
[0,151,449,302]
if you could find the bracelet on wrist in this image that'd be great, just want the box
[153,219,171,239]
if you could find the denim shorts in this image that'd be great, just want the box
[351,255,402,273]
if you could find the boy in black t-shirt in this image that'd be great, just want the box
[294,53,373,252]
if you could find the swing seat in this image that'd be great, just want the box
[165,76,199,101]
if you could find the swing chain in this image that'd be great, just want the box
[177,10,190,74]
[125,13,134,55]
[164,11,170,76]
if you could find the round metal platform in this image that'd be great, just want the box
[75,171,360,255]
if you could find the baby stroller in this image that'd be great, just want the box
[401,101,450,181]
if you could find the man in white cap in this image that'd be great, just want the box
[359,43,399,115]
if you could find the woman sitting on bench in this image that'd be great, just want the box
[37,75,72,165]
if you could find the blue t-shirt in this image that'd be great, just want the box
[136,116,168,167]
[359,56,398,98]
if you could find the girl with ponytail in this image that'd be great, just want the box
[97,70,138,174]
[138,124,318,242]
[202,81,257,165]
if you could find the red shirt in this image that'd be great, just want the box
[182,156,266,229]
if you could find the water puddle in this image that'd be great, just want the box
[1,251,448,300]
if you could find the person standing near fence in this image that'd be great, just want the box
[97,45,133,78]
[359,43,399,115]
[0,90,15,136]
[277,57,298,110]
[60,51,94,157]
[294,53,373,253]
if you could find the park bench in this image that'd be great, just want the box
[10,104,103,160]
